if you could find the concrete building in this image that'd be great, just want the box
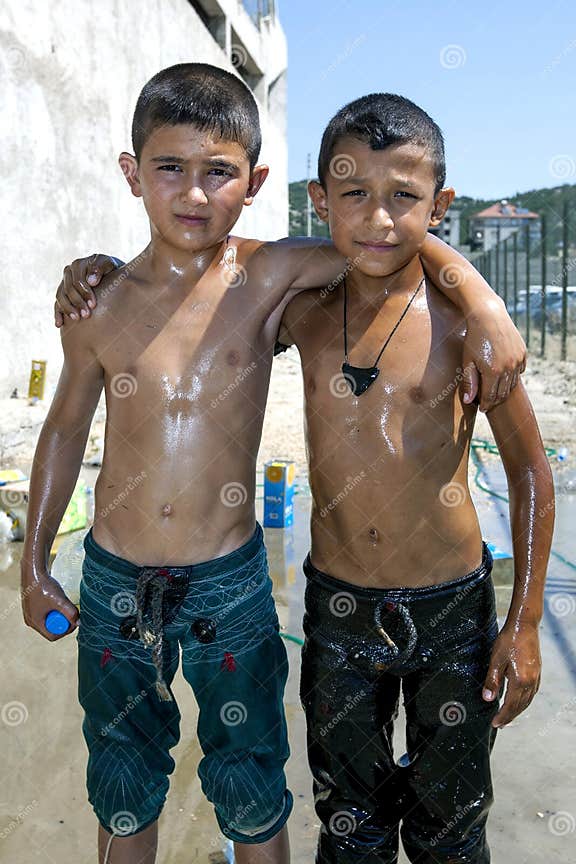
[429,208,461,247]
[469,200,540,251]
[0,0,287,396]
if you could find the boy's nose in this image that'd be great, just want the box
[183,185,209,206]
[368,207,394,230]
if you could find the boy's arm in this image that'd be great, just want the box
[21,323,104,640]
[481,382,554,727]
[420,234,526,411]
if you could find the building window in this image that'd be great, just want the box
[188,0,226,50]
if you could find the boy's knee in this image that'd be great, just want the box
[199,751,292,842]
[86,740,170,836]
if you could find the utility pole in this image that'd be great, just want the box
[306,152,312,237]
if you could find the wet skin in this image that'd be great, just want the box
[23,123,526,641]
[280,138,554,725]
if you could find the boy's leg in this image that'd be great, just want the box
[399,570,500,864]
[300,565,404,863]
[78,537,183,863]
[98,820,158,864]
[180,527,292,862]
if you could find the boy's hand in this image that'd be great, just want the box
[21,570,79,641]
[462,297,527,412]
[482,623,541,727]
[54,253,121,327]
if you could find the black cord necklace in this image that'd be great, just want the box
[342,277,424,396]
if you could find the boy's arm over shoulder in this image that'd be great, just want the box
[54,253,123,325]
[21,317,105,641]
[420,234,526,411]
[247,237,347,300]
[480,382,554,727]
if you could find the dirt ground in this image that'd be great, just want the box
[0,352,574,863]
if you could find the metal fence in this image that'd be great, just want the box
[473,202,575,360]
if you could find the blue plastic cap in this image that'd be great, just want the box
[45,610,70,635]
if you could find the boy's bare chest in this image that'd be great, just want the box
[298,298,467,452]
[96,290,271,407]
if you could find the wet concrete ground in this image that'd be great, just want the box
[1,486,575,863]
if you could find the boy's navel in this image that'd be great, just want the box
[161,503,173,517]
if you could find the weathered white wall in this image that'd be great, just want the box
[0,0,288,397]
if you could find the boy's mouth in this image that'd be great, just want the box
[356,240,398,252]
[175,214,209,226]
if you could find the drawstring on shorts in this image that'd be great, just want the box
[135,568,173,701]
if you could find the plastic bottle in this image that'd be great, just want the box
[44,528,89,635]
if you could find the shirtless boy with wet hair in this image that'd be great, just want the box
[275,94,552,863]
[36,65,524,864]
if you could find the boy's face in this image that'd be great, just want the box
[119,124,268,253]
[309,136,454,279]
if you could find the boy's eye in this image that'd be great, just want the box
[158,164,182,172]
[395,190,417,199]
[342,189,366,197]
[208,168,232,177]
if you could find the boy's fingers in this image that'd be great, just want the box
[493,682,535,727]
[495,371,512,404]
[482,662,502,703]
[461,363,479,404]
[54,302,64,328]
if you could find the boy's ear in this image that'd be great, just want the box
[308,180,329,223]
[429,187,455,227]
[244,164,269,206]
[119,152,142,198]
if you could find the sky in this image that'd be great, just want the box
[279,0,576,199]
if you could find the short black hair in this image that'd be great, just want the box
[132,63,261,167]
[318,93,446,193]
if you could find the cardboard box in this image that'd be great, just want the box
[263,461,295,528]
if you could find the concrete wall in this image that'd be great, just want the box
[0,0,287,397]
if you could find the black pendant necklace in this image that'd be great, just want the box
[342,277,424,396]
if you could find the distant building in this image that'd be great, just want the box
[469,200,540,251]
[429,209,461,247]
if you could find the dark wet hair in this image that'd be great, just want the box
[318,93,446,193]
[132,63,261,167]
